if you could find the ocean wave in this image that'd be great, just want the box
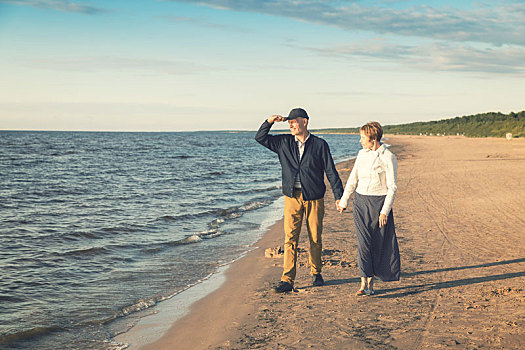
[8,158,50,167]
[198,170,227,180]
[214,197,276,218]
[171,229,224,245]
[101,224,146,234]
[49,150,77,157]
[181,234,203,244]
[240,199,275,211]
[156,197,280,249]
[24,188,87,197]
[63,246,111,257]
[157,211,214,222]
[235,185,281,195]
[111,271,218,326]
[209,217,225,227]
[0,295,26,303]
[253,177,280,183]
[0,326,62,347]
[154,196,279,251]
[157,214,179,221]
[119,298,157,317]
[142,229,224,254]
[60,231,103,241]
[255,185,282,192]
[58,225,145,244]
[108,255,136,263]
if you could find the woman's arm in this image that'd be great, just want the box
[338,155,359,209]
[380,152,398,216]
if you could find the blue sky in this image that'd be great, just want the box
[0,0,524,131]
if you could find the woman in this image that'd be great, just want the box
[336,121,400,296]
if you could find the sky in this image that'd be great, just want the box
[0,0,524,131]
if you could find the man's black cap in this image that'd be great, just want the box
[286,108,309,120]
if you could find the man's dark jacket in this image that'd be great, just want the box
[255,120,343,201]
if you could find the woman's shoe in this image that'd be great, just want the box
[355,289,367,296]
[366,289,375,296]
[312,273,325,287]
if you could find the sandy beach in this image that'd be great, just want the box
[142,135,525,350]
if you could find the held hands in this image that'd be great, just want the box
[335,200,346,213]
[267,115,287,124]
[379,213,388,228]
[335,199,387,226]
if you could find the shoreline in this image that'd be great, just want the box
[139,216,286,349]
[133,157,357,350]
[112,156,358,349]
[112,198,287,349]
[128,135,524,349]
[112,264,230,349]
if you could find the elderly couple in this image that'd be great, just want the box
[255,108,400,296]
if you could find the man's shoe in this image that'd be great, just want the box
[312,274,325,286]
[272,281,293,293]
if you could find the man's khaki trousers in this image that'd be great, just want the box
[281,189,325,284]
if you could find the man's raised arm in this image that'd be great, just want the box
[255,115,286,152]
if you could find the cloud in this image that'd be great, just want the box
[167,0,525,46]
[420,44,525,74]
[160,15,252,33]
[169,0,524,75]
[0,0,106,14]
[302,40,525,74]
[22,56,216,75]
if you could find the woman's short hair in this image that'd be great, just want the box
[360,121,383,142]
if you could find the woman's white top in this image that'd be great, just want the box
[339,144,398,215]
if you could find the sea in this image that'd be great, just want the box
[0,130,360,349]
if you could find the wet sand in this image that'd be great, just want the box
[143,135,525,349]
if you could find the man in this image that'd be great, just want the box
[255,107,344,293]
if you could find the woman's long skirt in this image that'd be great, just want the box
[353,192,400,281]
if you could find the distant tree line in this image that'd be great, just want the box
[313,111,525,138]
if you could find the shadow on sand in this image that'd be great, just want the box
[376,257,525,298]
[401,257,525,277]
[294,258,525,292]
